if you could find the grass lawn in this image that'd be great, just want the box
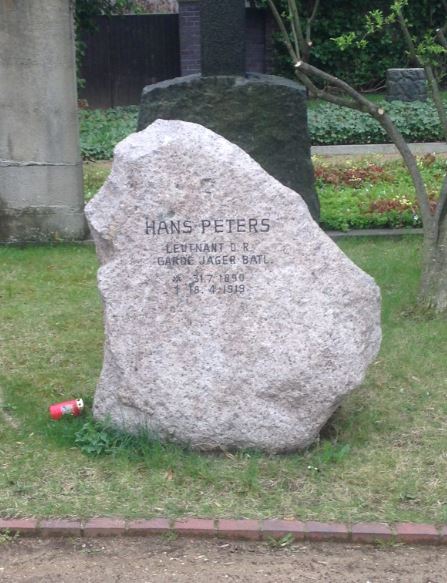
[1,237,447,523]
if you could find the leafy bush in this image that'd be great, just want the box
[309,99,445,145]
[79,106,138,160]
[78,99,446,161]
[269,0,446,89]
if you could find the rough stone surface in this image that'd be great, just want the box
[85,120,381,453]
[138,74,319,221]
[387,68,427,102]
[200,0,245,77]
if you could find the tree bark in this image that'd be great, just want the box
[420,218,447,312]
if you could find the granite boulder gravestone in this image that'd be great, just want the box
[85,120,381,453]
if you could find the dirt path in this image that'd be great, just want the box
[0,537,445,582]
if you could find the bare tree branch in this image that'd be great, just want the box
[267,0,299,61]
[435,175,447,239]
[424,65,447,143]
[306,0,320,47]
[287,0,301,58]
[377,113,434,230]
[266,0,446,308]
[295,60,434,228]
[294,69,360,110]
[295,61,378,115]
[395,8,447,142]
[288,0,306,57]
[397,9,420,65]
[436,26,447,50]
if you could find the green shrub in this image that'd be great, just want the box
[309,99,445,145]
[269,0,446,89]
[78,99,446,162]
[79,106,138,160]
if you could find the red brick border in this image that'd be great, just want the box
[174,518,216,537]
[126,518,171,536]
[0,518,38,536]
[351,522,394,543]
[217,519,261,541]
[261,519,306,541]
[84,518,126,537]
[0,518,444,545]
[39,519,82,537]
[395,523,440,544]
[306,521,350,542]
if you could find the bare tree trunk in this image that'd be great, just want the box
[420,218,447,312]
[419,176,447,311]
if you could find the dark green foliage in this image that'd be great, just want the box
[75,0,136,32]
[78,100,445,161]
[304,0,406,88]
[79,106,138,160]
[309,99,445,145]
[74,418,166,457]
[269,0,446,89]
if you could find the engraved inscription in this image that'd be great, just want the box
[145,216,271,298]
[145,217,270,235]
[172,272,246,296]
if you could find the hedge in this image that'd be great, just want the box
[309,99,445,145]
[79,99,447,160]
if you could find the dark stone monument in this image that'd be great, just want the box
[138,0,319,221]
[387,68,427,102]
[201,0,245,76]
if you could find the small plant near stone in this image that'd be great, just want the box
[74,419,127,456]
[0,530,18,545]
[83,162,111,202]
[74,418,170,459]
[266,532,295,550]
[161,531,178,542]
[305,441,351,473]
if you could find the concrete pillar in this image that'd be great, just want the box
[0,0,87,243]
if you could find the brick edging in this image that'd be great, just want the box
[0,518,445,545]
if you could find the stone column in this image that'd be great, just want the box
[0,0,87,243]
[200,0,246,77]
